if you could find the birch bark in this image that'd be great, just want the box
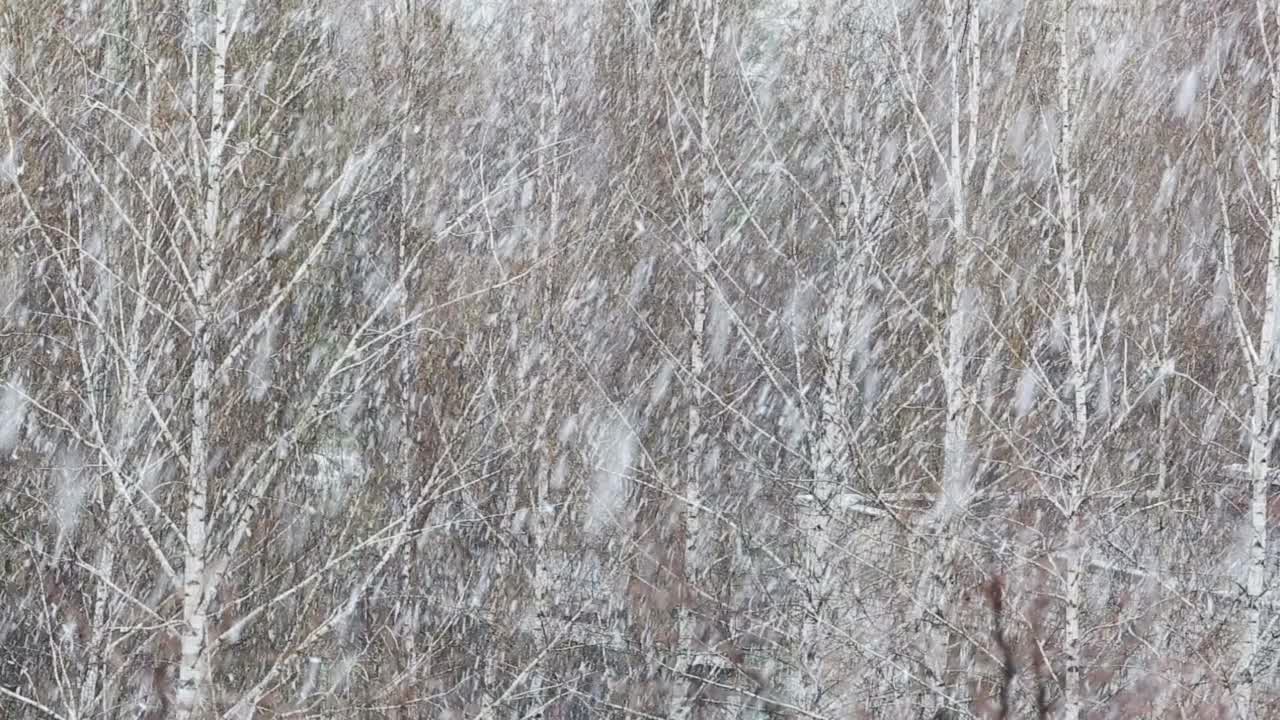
[77,251,152,717]
[525,21,565,712]
[532,20,564,627]
[795,9,879,708]
[395,119,421,671]
[920,0,979,711]
[1235,0,1280,709]
[1055,2,1088,717]
[175,0,230,716]
[672,4,717,717]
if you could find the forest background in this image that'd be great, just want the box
[1,0,1279,718]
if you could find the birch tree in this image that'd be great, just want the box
[7,1,1280,718]
[1227,0,1280,710]
[1053,3,1090,716]
[789,2,902,710]
[2,0,497,716]
[172,0,232,713]
[892,0,992,710]
[647,2,720,714]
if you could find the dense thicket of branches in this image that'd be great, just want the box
[1,0,1278,718]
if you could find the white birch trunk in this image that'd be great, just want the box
[1156,295,1175,496]
[77,300,146,716]
[531,413,554,624]
[794,277,848,709]
[395,122,420,668]
[673,6,717,718]
[813,60,861,494]
[1055,3,1087,717]
[78,492,118,718]
[1156,371,1171,496]
[527,411,554,715]
[98,0,129,93]
[939,0,973,512]
[175,1,229,716]
[522,34,564,711]
[1236,8,1280,710]
[532,26,562,624]
[922,0,976,710]
[794,26,877,708]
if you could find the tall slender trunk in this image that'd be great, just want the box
[1154,280,1176,498]
[673,5,717,718]
[77,15,149,710]
[814,33,861,498]
[80,463,120,718]
[1236,7,1280,711]
[1055,2,1088,717]
[796,27,875,707]
[531,410,555,620]
[175,1,229,716]
[922,0,976,711]
[532,25,563,623]
[79,503,116,717]
[1156,369,1171,496]
[102,0,130,86]
[78,286,148,716]
[395,122,420,670]
[795,263,849,711]
[526,29,564,711]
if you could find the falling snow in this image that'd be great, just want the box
[0,378,26,455]
[585,414,635,535]
[1,2,1279,719]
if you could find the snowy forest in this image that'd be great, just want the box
[1,0,1279,717]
